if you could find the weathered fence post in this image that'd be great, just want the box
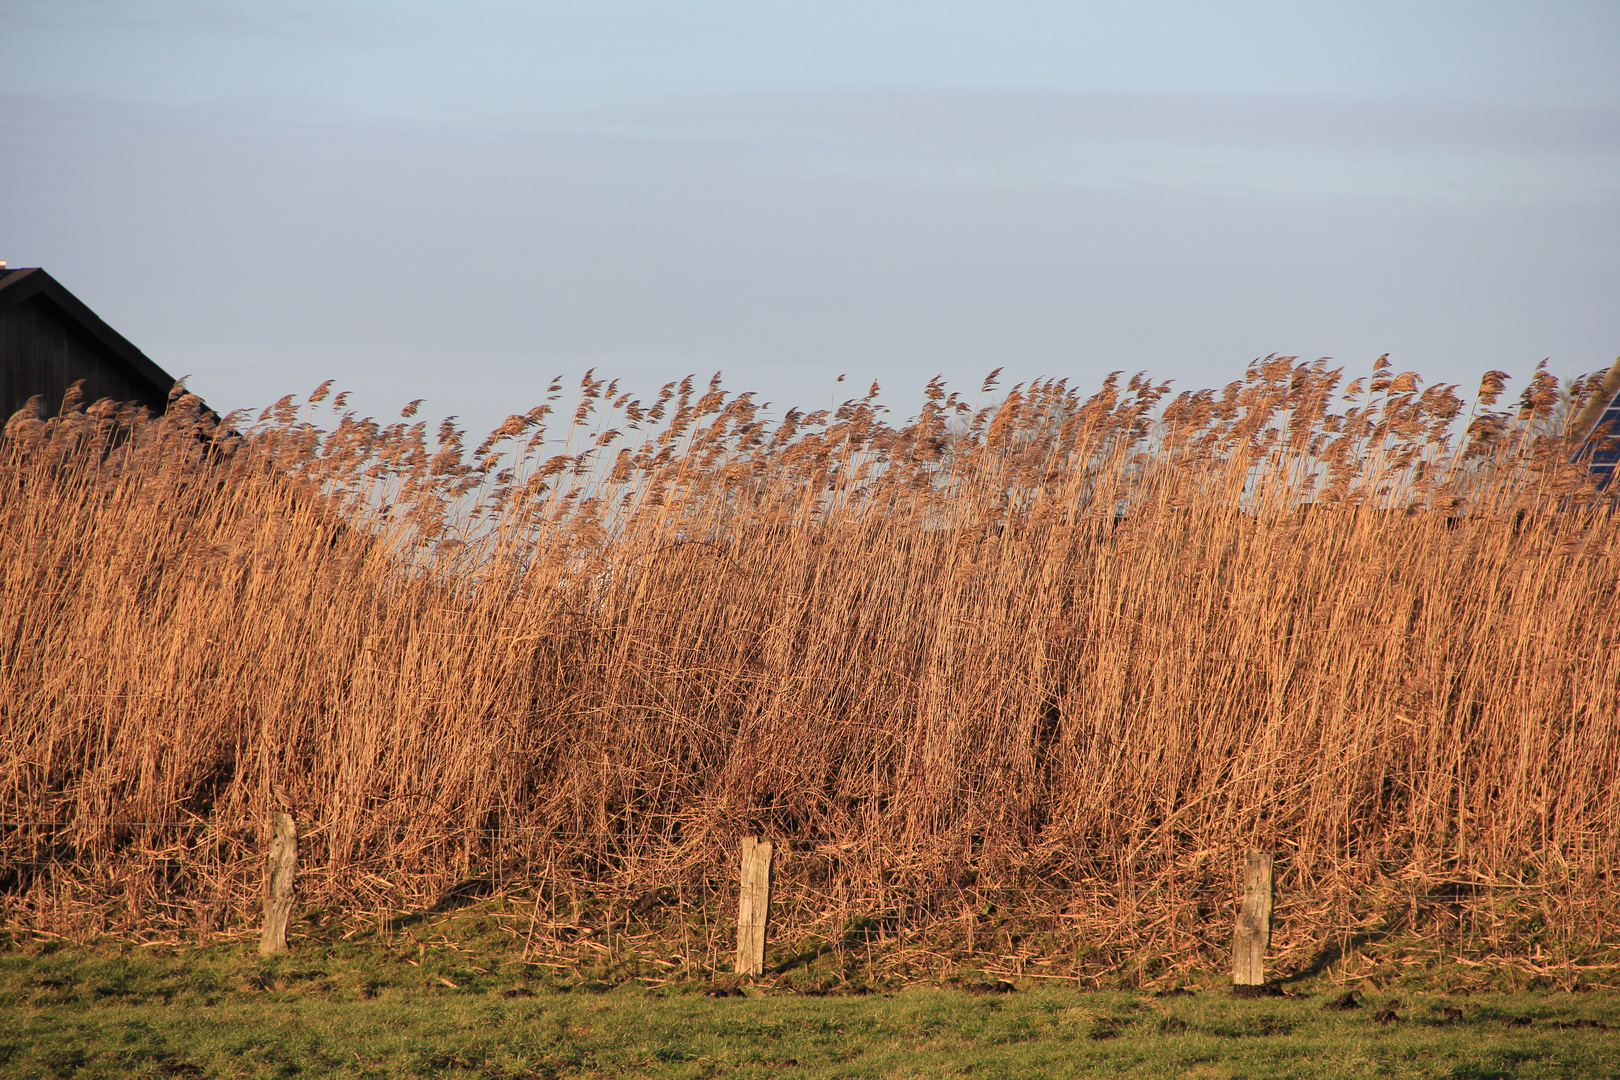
[259,812,298,956]
[735,836,774,976]
[1232,849,1273,992]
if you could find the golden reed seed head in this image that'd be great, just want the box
[1,360,1616,956]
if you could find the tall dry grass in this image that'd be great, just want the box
[3,357,1619,976]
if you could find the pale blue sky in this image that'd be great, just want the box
[2,0,1616,432]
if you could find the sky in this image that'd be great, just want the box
[2,0,1617,436]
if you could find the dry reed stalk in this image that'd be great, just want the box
[2,359,1617,977]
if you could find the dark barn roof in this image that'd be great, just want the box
[1,267,183,422]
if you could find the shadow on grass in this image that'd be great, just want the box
[1276,887,1483,990]
[1279,921,1403,986]
[385,877,494,932]
[767,915,889,976]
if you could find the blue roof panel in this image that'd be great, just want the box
[1582,392,1620,489]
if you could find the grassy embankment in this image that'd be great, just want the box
[3,358,1620,987]
[4,904,1620,1079]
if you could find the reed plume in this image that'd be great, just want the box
[3,357,1616,979]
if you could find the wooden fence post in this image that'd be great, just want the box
[1232,849,1273,992]
[735,837,774,976]
[259,812,298,956]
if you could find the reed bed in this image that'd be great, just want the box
[3,356,1618,982]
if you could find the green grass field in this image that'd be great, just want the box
[4,930,1617,1080]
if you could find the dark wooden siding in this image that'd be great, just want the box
[0,268,178,422]
[2,298,168,420]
